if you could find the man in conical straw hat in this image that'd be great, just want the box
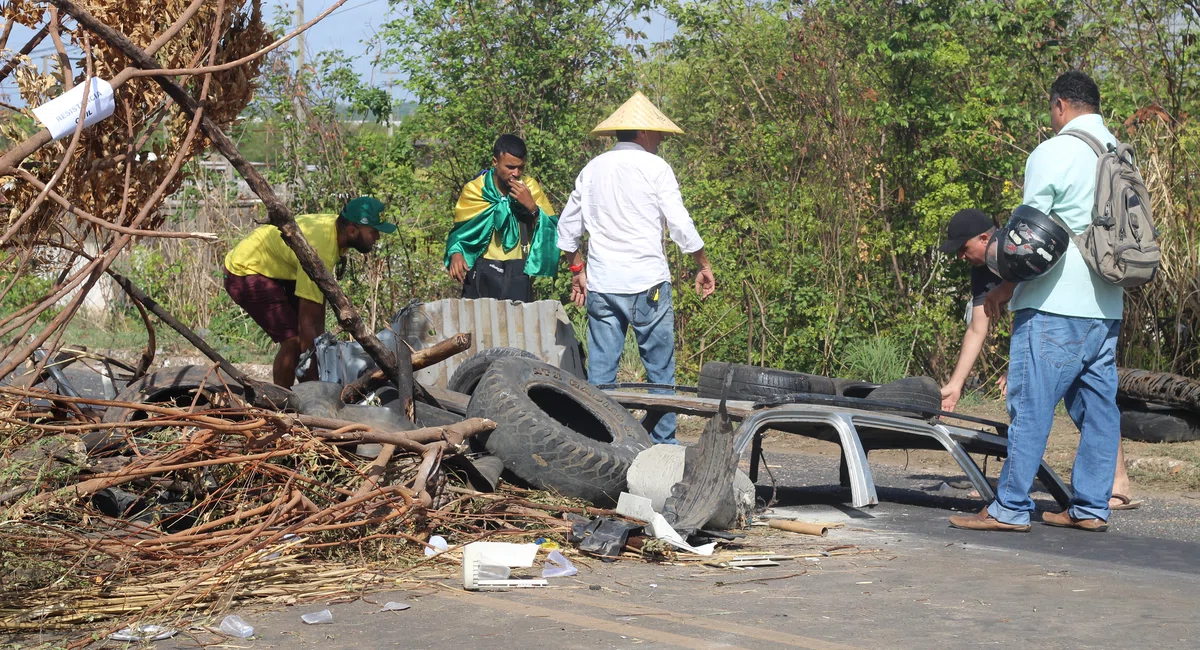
[557,91,716,445]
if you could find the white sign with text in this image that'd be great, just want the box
[32,78,115,140]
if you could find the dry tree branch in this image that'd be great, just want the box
[0,0,206,171]
[122,0,352,78]
[0,22,49,84]
[2,166,219,240]
[47,0,417,416]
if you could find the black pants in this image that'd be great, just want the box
[462,258,533,302]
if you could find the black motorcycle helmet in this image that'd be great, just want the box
[985,205,1072,282]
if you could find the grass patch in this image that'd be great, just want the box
[841,336,907,384]
[59,311,274,366]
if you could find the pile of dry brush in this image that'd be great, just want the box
[0,1,607,642]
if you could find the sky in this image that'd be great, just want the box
[1,1,675,108]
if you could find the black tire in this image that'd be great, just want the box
[697,361,838,400]
[860,376,942,417]
[1117,368,1200,414]
[448,347,538,395]
[415,401,465,427]
[93,366,246,453]
[833,379,880,399]
[1120,405,1200,443]
[466,357,652,506]
[367,386,464,427]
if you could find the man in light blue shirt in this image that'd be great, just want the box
[951,71,1124,533]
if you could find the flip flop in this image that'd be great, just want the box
[1109,493,1144,510]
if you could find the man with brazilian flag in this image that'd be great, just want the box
[444,134,559,302]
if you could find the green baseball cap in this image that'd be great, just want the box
[341,196,396,234]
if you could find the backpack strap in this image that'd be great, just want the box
[1061,129,1116,227]
[1061,129,1111,156]
[1046,208,1084,242]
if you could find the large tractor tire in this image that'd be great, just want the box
[92,365,249,453]
[466,357,652,506]
[448,347,539,395]
[1120,404,1200,443]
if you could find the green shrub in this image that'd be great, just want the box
[841,337,908,384]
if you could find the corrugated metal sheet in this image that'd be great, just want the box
[403,298,584,388]
[310,298,583,388]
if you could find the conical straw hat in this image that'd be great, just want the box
[590,91,683,137]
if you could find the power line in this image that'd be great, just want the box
[327,0,390,19]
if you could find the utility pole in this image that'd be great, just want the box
[295,0,305,75]
[293,0,307,196]
[293,0,306,124]
[385,70,396,138]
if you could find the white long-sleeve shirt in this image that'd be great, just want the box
[556,142,705,294]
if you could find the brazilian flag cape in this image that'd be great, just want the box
[444,169,560,277]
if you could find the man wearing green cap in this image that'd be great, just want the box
[224,197,395,386]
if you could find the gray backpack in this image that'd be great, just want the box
[1062,130,1160,288]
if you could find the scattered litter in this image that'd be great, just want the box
[649,583,658,588]
[263,533,300,560]
[769,519,833,537]
[856,581,873,585]
[705,555,784,568]
[462,542,548,590]
[469,541,540,567]
[425,535,449,557]
[108,625,178,641]
[478,565,512,580]
[301,609,333,625]
[570,516,642,557]
[616,493,716,556]
[380,602,411,612]
[542,550,579,578]
[218,614,254,638]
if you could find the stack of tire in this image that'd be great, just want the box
[1117,368,1200,443]
[696,361,942,416]
[453,348,652,506]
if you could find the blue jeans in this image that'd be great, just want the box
[987,309,1121,526]
[586,281,677,444]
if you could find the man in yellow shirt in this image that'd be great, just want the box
[445,134,559,302]
[224,197,395,386]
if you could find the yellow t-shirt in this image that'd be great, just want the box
[224,214,345,304]
[453,175,555,261]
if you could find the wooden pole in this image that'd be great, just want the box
[340,333,471,403]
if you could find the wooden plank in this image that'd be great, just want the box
[604,390,754,419]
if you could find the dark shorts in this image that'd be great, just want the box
[224,271,299,343]
[462,257,533,302]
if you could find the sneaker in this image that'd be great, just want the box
[1041,510,1108,532]
[948,508,1031,532]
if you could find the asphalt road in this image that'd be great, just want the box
[41,440,1198,650]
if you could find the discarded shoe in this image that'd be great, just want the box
[1041,510,1108,532]
[948,508,1031,532]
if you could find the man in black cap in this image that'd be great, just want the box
[938,208,1139,510]
[937,209,1002,412]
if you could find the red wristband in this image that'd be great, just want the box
[569,262,585,274]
